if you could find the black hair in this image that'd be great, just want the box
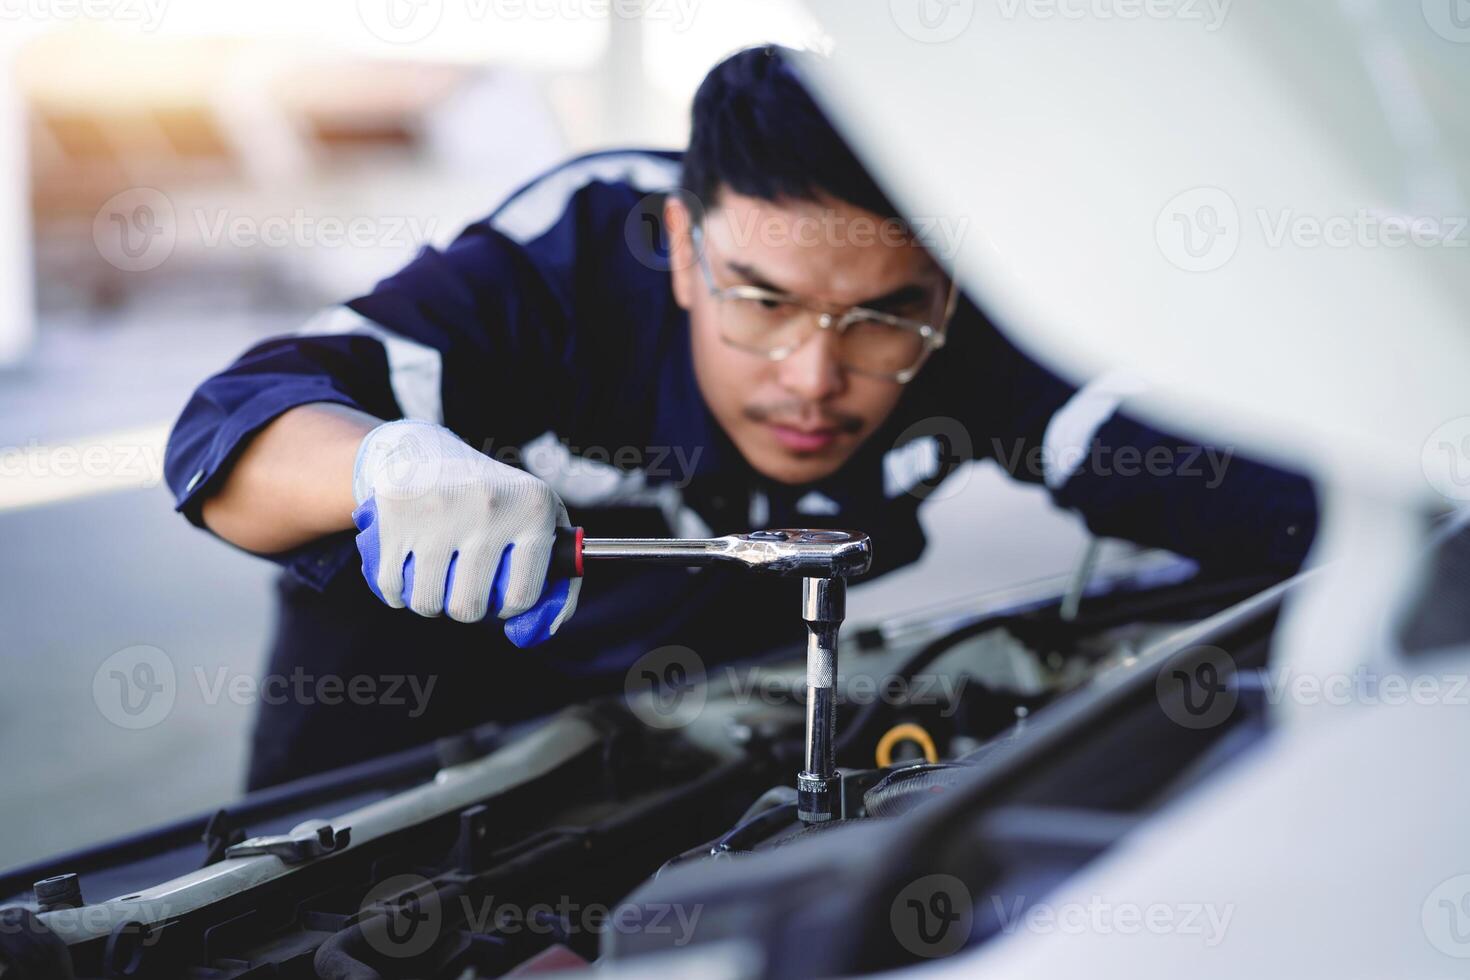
[680,45,901,223]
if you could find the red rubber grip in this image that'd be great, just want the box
[550,525,585,579]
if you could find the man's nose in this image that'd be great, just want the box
[775,322,846,402]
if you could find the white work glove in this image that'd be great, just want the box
[350,420,580,646]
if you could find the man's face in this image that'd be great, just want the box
[667,188,948,486]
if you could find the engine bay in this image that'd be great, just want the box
[0,553,1291,979]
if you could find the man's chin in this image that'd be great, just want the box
[744,444,851,486]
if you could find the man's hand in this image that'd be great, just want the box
[351,420,580,647]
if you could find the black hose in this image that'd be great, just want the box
[835,612,1026,763]
[0,909,74,980]
[314,880,467,980]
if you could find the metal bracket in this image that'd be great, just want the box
[224,824,350,864]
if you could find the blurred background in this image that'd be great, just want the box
[0,0,1101,868]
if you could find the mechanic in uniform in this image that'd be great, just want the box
[166,46,1317,789]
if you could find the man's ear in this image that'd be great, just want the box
[664,194,697,311]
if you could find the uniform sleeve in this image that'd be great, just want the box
[951,300,1319,574]
[164,219,577,586]
[1045,409,1318,573]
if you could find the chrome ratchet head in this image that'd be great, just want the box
[722,529,872,578]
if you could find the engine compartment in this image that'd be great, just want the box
[0,556,1289,979]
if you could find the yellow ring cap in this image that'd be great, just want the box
[875,722,939,767]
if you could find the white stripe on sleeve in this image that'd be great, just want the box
[490,152,681,244]
[1042,372,1148,490]
[298,306,444,425]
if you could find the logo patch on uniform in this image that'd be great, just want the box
[796,491,841,515]
[883,436,941,498]
[748,490,770,526]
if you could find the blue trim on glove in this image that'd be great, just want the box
[444,551,459,612]
[355,496,571,637]
[504,576,572,648]
[488,542,516,616]
[352,498,386,604]
[401,552,415,607]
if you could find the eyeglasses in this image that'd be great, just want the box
[691,225,956,383]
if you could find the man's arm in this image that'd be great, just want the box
[946,298,1319,574]
[164,216,584,641]
[166,221,572,559]
[200,402,379,555]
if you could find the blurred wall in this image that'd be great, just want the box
[0,41,34,363]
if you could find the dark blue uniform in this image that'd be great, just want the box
[166,150,1317,787]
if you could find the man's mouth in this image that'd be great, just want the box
[765,422,840,453]
[744,403,865,455]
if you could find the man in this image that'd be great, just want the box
[166,46,1316,789]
